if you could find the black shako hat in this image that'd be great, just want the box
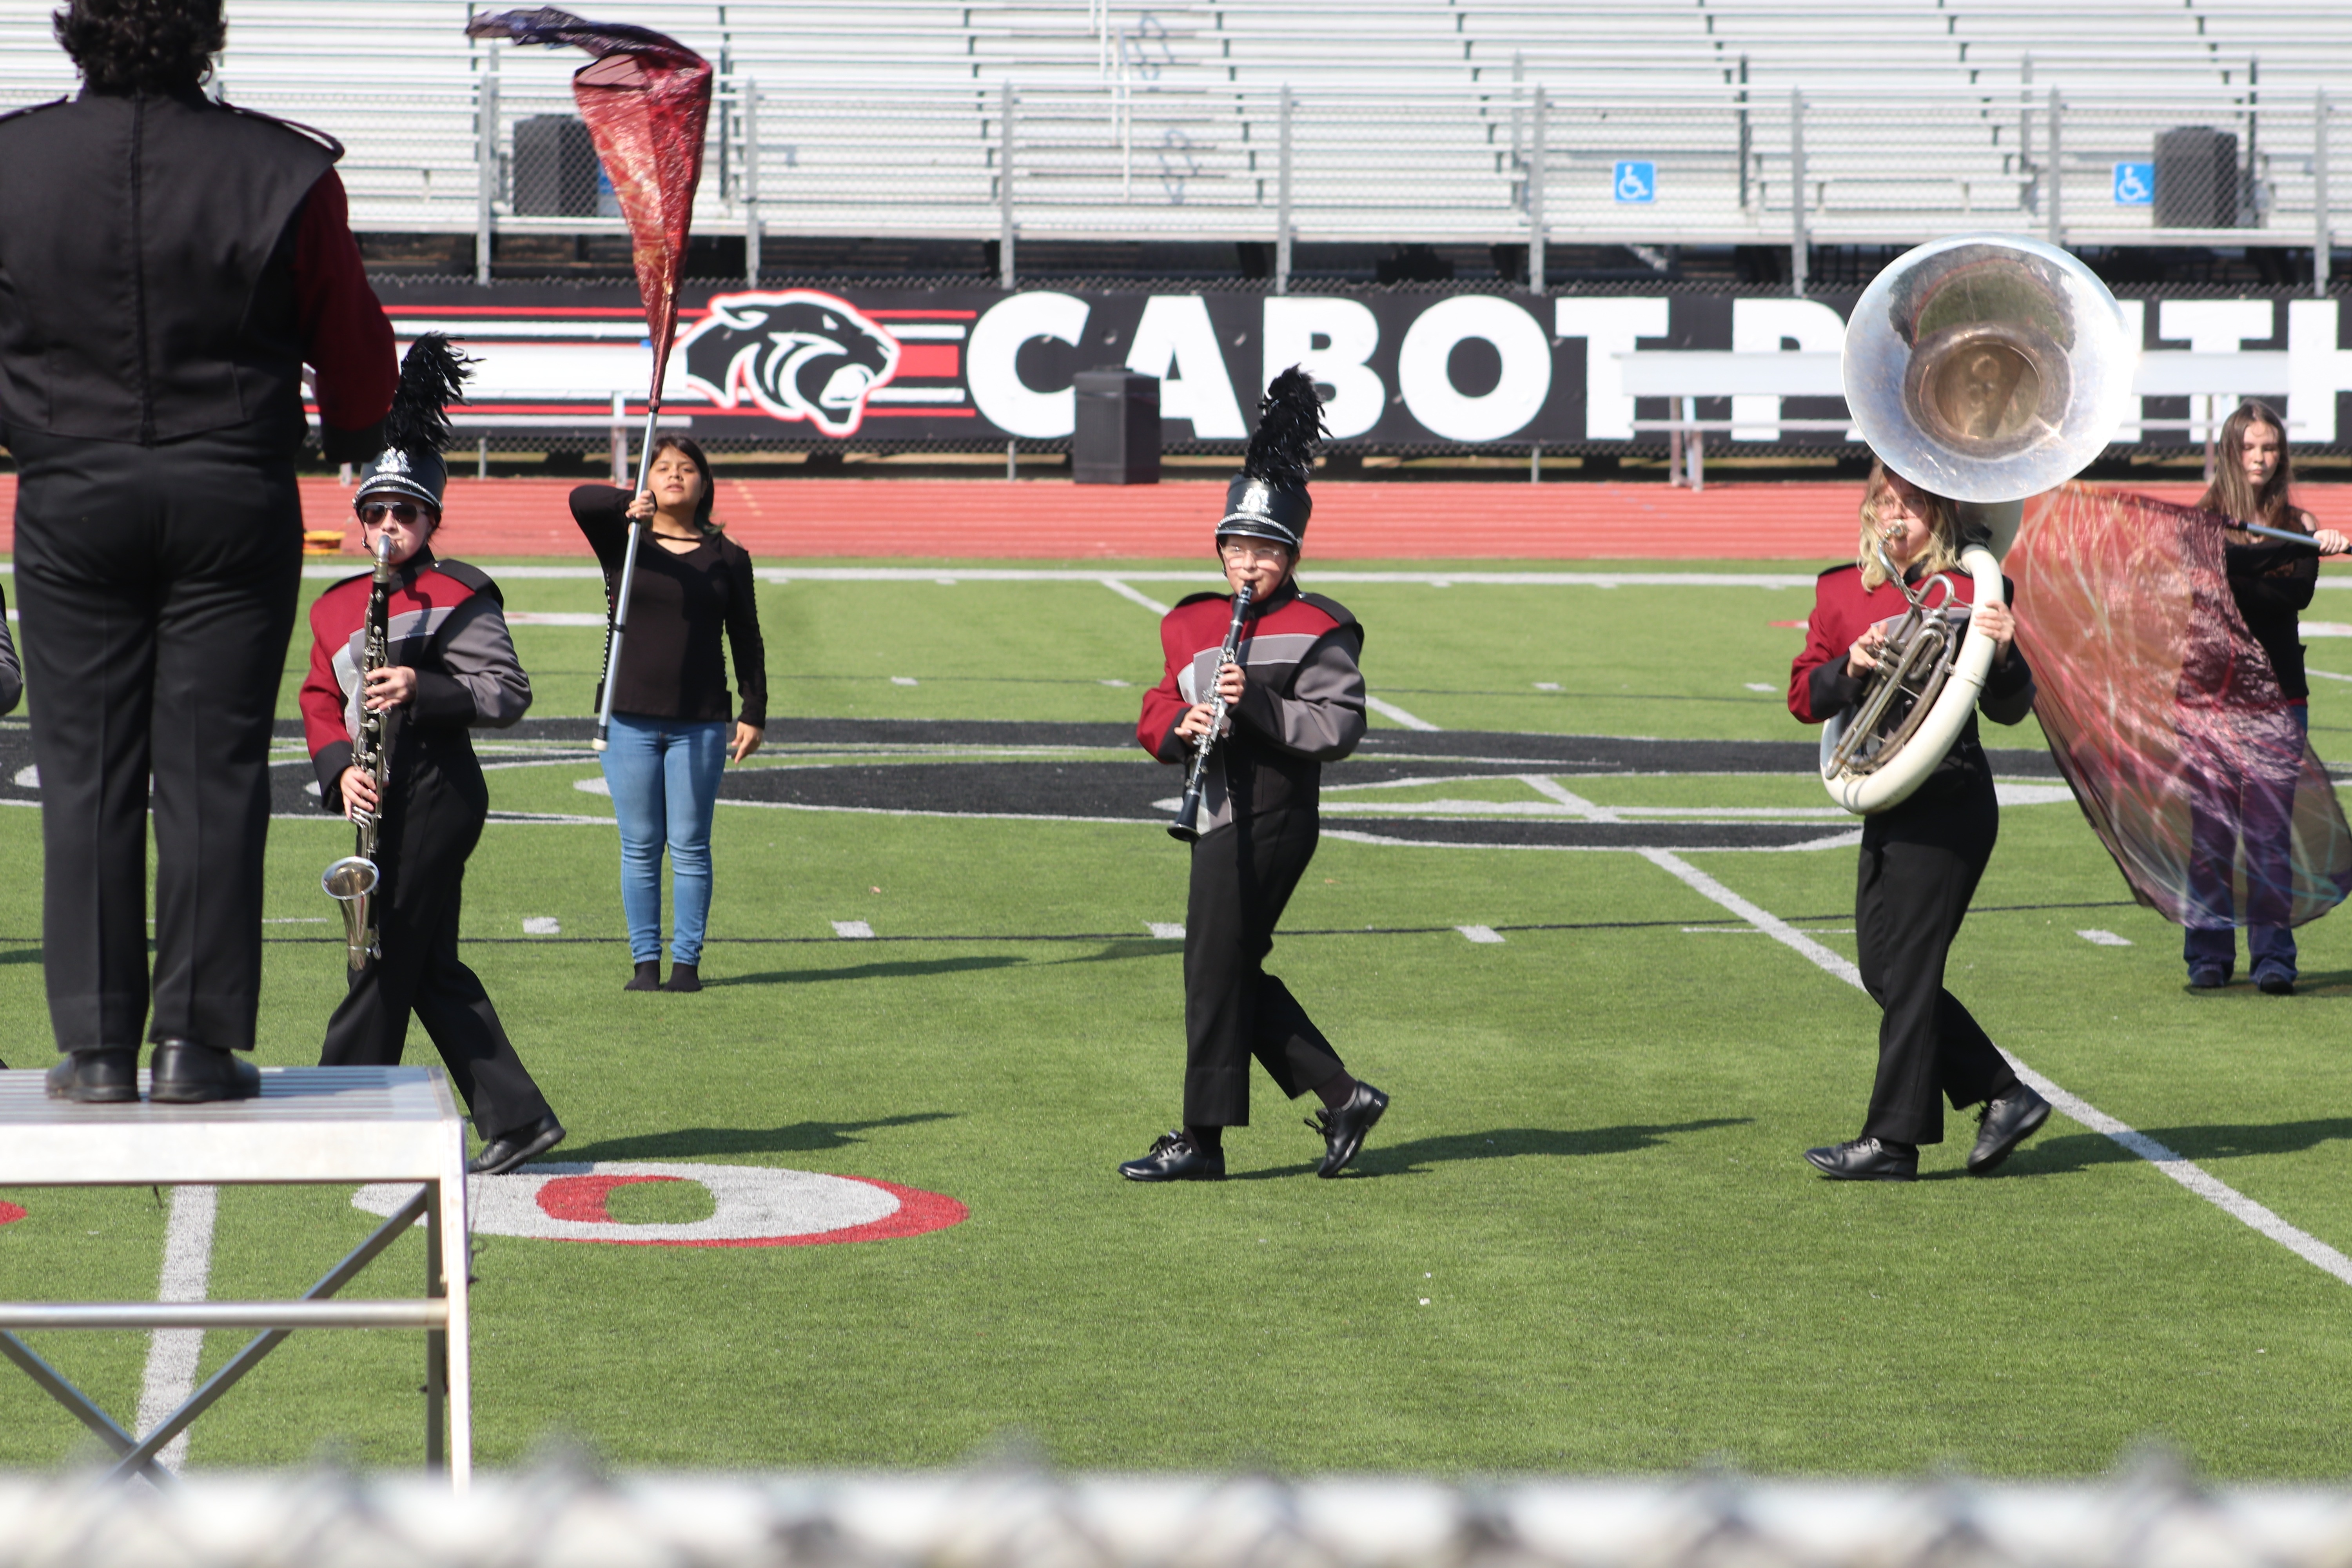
[355,335,475,514]
[1218,366,1327,551]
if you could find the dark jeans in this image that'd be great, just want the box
[2183,705,2307,980]
[1181,808,1348,1127]
[319,758,554,1140]
[1855,777,2019,1146]
[10,426,301,1052]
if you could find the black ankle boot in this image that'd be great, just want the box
[624,960,661,991]
[660,962,701,993]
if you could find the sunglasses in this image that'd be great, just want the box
[356,501,432,527]
[1219,541,1289,562]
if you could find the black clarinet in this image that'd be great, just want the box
[1168,583,1254,842]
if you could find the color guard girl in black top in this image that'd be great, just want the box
[570,436,768,993]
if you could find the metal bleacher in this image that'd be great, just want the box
[0,0,2337,252]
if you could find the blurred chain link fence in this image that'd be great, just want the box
[0,65,2330,284]
[4,1466,2352,1568]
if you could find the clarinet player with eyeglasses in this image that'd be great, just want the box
[301,339,565,1176]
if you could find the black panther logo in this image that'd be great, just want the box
[676,290,902,438]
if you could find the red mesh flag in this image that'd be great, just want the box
[2008,483,2352,929]
[466,9,711,401]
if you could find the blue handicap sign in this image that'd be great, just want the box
[1613,161,1656,204]
[2113,162,2155,206]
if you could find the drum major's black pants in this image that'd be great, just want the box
[9,427,301,1053]
[1182,808,1348,1127]
[1854,776,2020,1146]
[319,762,554,1141]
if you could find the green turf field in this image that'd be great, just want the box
[3,558,2352,1479]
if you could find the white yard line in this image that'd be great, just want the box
[1515,774,1622,822]
[135,1184,218,1473]
[1638,848,2352,1290]
[1098,578,1171,615]
[1364,695,1439,731]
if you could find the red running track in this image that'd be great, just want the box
[1,474,2342,561]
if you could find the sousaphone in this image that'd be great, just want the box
[1824,234,2138,813]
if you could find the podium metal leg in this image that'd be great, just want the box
[426,1183,446,1472]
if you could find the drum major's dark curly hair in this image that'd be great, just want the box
[53,0,223,94]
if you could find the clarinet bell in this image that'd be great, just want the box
[1168,792,1203,842]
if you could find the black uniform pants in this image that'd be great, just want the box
[1854,777,2019,1146]
[1183,808,1347,1127]
[9,427,301,1053]
[319,767,553,1140]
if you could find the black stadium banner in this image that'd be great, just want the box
[366,281,2352,451]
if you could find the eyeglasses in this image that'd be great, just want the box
[357,501,430,527]
[1219,541,1289,563]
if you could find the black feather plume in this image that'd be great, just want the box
[1240,365,1326,488]
[383,334,476,454]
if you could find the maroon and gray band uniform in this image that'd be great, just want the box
[1789,561,2037,1147]
[0,85,396,1056]
[299,555,555,1141]
[1138,583,1369,1127]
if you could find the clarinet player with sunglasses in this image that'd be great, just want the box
[301,339,566,1176]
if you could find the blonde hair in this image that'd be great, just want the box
[2197,400,2300,534]
[1855,459,1962,591]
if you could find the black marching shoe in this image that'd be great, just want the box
[624,960,662,992]
[1804,1136,1918,1182]
[44,1048,138,1104]
[1306,1081,1390,1178]
[470,1113,567,1176]
[661,962,702,993]
[1966,1083,2051,1176]
[1118,1130,1225,1182]
[148,1040,260,1105]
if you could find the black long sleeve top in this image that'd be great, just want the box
[2221,514,2320,701]
[569,485,769,728]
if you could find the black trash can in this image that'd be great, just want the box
[1073,370,1161,485]
[512,115,602,217]
[2154,127,2239,229]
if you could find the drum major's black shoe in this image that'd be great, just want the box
[1967,1083,2051,1176]
[1803,1136,1917,1181]
[147,1040,260,1105]
[1118,1130,1225,1182]
[44,1048,138,1104]
[470,1113,567,1176]
[1307,1080,1390,1178]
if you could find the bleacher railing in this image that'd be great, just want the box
[0,71,2331,284]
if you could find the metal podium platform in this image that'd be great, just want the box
[0,1065,471,1485]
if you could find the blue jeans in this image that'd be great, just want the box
[2183,704,2307,981]
[600,713,728,965]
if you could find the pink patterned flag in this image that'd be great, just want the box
[2008,483,2352,929]
[466,9,711,402]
